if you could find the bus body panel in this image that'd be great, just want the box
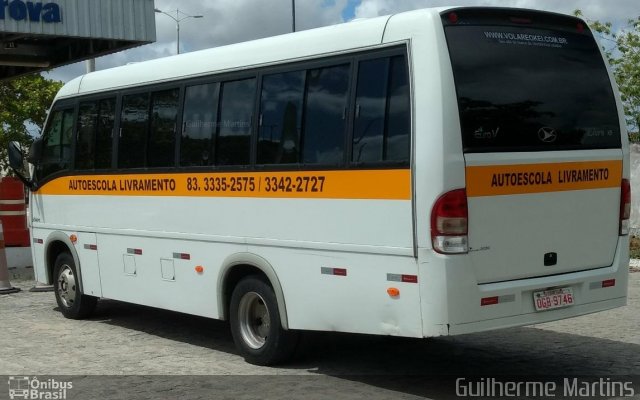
[29,195,413,250]
[393,8,629,336]
[75,231,102,297]
[440,10,627,286]
[31,228,423,337]
[248,245,423,337]
[385,10,467,336]
[465,151,622,284]
[441,237,628,334]
[30,192,418,334]
[31,227,48,284]
[96,233,233,319]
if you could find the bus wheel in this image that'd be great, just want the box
[230,275,298,365]
[53,252,97,319]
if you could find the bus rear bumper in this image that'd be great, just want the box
[447,296,626,336]
[420,237,630,337]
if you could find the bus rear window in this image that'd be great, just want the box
[443,11,621,152]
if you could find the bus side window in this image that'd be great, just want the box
[352,58,389,163]
[38,108,74,180]
[76,101,98,170]
[181,83,220,167]
[76,97,117,170]
[302,64,350,165]
[216,78,256,166]
[119,93,150,168]
[352,55,410,164]
[148,88,179,168]
[96,98,116,169]
[257,70,305,165]
[385,55,410,162]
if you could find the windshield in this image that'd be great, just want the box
[443,9,621,152]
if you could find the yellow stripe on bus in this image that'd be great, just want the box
[466,160,622,197]
[36,169,412,200]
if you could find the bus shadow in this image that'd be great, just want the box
[86,298,238,355]
[86,299,640,399]
[296,329,640,398]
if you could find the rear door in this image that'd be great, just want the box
[443,9,624,283]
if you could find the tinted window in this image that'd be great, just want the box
[181,83,219,166]
[385,55,411,161]
[258,71,305,164]
[353,59,387,163]
[148,89,179,167]
[303,64,350,164]
[352,56,410,164]
[119,93,149,168]
[445,24,621,152]
[76,98,116,170]
[216,78,256,166]
[39,108,74,179]
[96,98,116,169]
[76,102,98,169]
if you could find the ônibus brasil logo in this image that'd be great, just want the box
[8,376,73,400]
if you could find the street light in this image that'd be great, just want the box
[154,8,204,55]
[291,0,296,32]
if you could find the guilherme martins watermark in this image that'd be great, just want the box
[8,376,72,400]
[456,377,635,397]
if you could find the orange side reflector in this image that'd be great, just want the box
[195,266,204,273]
[387,287,400,297]
[69,234,77,244]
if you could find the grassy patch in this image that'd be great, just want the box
[630,236,640,259]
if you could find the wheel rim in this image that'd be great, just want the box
[238,291,271,349]
[57,264,76,308]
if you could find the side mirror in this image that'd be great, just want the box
[7,141,35,190]
[8,141,24,171]
[27,138,43,164]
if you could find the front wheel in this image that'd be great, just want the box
[53,252,97,319]
[229,276,298,365]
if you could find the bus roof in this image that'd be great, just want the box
[56,11,410,99]
[55,5,569,100]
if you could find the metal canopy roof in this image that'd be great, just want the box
[0,0,156,80]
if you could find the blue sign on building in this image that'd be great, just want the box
[0,0,62,23]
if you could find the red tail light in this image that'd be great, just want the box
[602,279,616,288]
[620,179,631,235]
[431,189,468,254]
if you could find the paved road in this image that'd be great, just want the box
[1,272,639,399]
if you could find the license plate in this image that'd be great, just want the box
[533,287,574,311]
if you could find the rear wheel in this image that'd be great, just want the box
[53,252,97,319]
[230,275,298,365]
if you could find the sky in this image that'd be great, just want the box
[44,0,639,83]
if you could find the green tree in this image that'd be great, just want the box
[0,74,63,172]
[575,10,640,136]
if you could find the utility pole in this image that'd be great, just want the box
[154,8,204,54]
[292,0,296,32]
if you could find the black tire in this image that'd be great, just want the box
[53,252,97,319]
[229,275,298,365]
